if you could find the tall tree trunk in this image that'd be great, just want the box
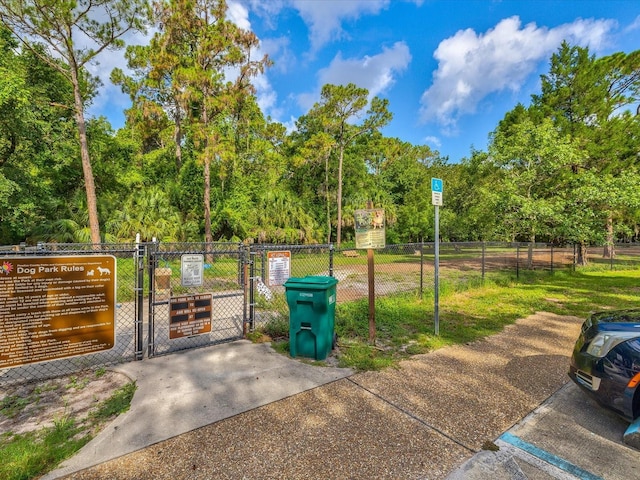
[577,241,589,266]
[325,153,331,244]
[336,146,344,248]
[174,113,183,171]
[603,215,615,259]
[71,69,101,245]
[527,234,535,269]
[204,151,212,243]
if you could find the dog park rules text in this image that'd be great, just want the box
[0,255,116,368]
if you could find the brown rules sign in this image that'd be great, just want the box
[169,294,212,339]
[0,255,116,369]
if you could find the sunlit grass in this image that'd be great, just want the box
[0,382,136,480]
[334,268,640,370]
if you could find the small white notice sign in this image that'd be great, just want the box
[181,254,204,287]
[267,251,291,286]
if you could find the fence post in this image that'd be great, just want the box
[419,240,424,298]
[550,244,554,275]
[516,244,520,280]
[329,244,334,277]
[242,245,249,335]
[481,242,485,280]
[249,249,256,331]
[147,239,158,358]
[134,234,145,360]
[610,246,614,270]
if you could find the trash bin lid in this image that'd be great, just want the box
[284,275,338,289]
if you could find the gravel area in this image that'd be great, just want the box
[62,312,583,480]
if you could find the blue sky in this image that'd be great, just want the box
[90,0,640,162]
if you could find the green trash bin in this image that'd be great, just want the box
[284,275,338,361]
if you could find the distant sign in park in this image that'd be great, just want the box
[0,255,116,369]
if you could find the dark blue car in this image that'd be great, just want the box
[569,309,640,422]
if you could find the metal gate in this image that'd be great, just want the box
[1,241,331,384]
[146,242,246,357]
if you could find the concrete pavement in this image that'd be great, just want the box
[447,382,639,480]
[43,341,353,479]
[43,313,639,479]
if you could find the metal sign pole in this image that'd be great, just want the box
[431,177,443,337]
[366,200,376,344]
[434,204,440,336]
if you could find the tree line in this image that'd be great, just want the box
[0,0,639,261]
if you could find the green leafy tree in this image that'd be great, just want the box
[300,83,392,246]
[373,138,440,242]
[297,132,334,242]
[532,43,640,262]
[489,116,581,265]
[145,0,269,243]
[436,151,499,242]
[0,27,83,243]
[106,185,197,241]
[112,26,185,171]
[0,0,151,244]
[0,27,24,241]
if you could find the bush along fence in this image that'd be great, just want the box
[1,241,639,385]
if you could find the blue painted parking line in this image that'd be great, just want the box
[623,415,640,449]
[499,432,604,480]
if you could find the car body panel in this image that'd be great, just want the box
[568,309,640,422]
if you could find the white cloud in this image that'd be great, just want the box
[228,1,252,30]
[85,28,151,124]
[260,36,295,74]
[245,0,287,24]
[292,0,390,52]
[297,41,411,110]
[419,16,617,134]
[424,136,441,148]
[624,15,640,32]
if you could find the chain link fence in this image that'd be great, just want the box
[247,244,333,337]
[147,242,245,357]
[0,243,139,385]
[2,241,639,385]
[247,242,640,334]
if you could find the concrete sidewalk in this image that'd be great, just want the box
[45,312,602,479]
[448,381,639,480]
[43,341,353,479]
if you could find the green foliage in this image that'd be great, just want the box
[337,341,396,371]
[89,383,137,421]
[106,185,198,242]
[527,42,640,249]
[489,116,580,243]
[261,318,290,340]
[0,16,638,248]
[333,268,640,371]
[0,395,29,419]
[0,419,89,480]
[294,83,393,246]
[0,0,153,244]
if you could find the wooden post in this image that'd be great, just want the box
[366,200,376,343]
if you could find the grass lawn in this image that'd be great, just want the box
[329,268,640,370]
